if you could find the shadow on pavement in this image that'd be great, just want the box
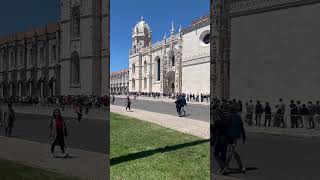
[111,139,209,166]
[227,167,259,175]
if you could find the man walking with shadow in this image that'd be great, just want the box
[226,104,246,174]
[180,94,187,117]
[4,103,16,137]
[211,106,230,175]
[126,96,131,111]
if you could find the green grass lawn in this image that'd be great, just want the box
[0,158,80,180]
[111,112,209,180]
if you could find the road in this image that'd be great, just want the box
[113,97,210,122]
[0,113,107,154]
[212,132,320,180]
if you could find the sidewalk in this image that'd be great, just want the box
[111,105,210,139]
[0,136,107,180]
[114,95,210,106]
[111,105,320,140]
[1,104,107,120]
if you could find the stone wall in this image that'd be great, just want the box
[230,2,320,103]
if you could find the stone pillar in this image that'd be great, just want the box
[211,0,231,99]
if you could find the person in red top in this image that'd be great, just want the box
[49,109,68,158]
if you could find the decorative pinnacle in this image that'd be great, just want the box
[141,16,144,21]
[179,25,182,33]
[163,32,167,39]
[171,20,175,33]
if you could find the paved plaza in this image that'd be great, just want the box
[0,109,108,180]
[113,96,210,122]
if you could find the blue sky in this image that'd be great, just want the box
[111,0,209,72]
[0,0,60,36]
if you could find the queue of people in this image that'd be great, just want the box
[211,98,320,129]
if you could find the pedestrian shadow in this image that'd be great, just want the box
[54,155,78,159]
[227,167,259,175]
[110,139,209,166]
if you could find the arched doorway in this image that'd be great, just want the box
[49,78,56,97]
[165,70,175,93]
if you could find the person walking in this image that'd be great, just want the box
[180,94,187,117]
[3,104,16,137]
[126,96,131,111]
[112,94,115,104]
[211,108,230,175]
[247,100,254,126]
[255,100,263,126]
[74,103,83,123]
[296,101,304,128]
[314,101,320,128]
[301,104,309,128]
[49,109,69,158]
[174,95,182,116]
[264,102,272,127]
[307,101,315,129]
[224,104,246,174]
[289,100,298,128]
[278,99,286,128]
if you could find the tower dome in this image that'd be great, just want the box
[132,17,151,38]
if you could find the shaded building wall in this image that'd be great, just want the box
[230,3,320,104]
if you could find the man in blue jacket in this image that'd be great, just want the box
[226,103,246,173]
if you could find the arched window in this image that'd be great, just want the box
[132,63,135,74]
[70,51,80,85]
[144,61,147,74]
[157,58,161,81]
[132,78,135,89]
[144,77,147,89]
[203,34,210,44]
[171,55,175,67]
[72,6,80,38]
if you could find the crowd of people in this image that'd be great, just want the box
[124,92,210,103]
[212,98,320,129]
[0,95,109,110]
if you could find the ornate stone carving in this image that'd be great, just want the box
[230,0,320,16]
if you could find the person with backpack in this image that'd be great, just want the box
[211,108,230,175]
[49,109,69,158]
[180,94,187,117]
[225,104,246,174]
[4,104,16,137]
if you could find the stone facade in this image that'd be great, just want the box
[211,0,320,103]
[0,0,109,99]
[129,16,210,94]
[0,23,61,98]
[110,69,129,94]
